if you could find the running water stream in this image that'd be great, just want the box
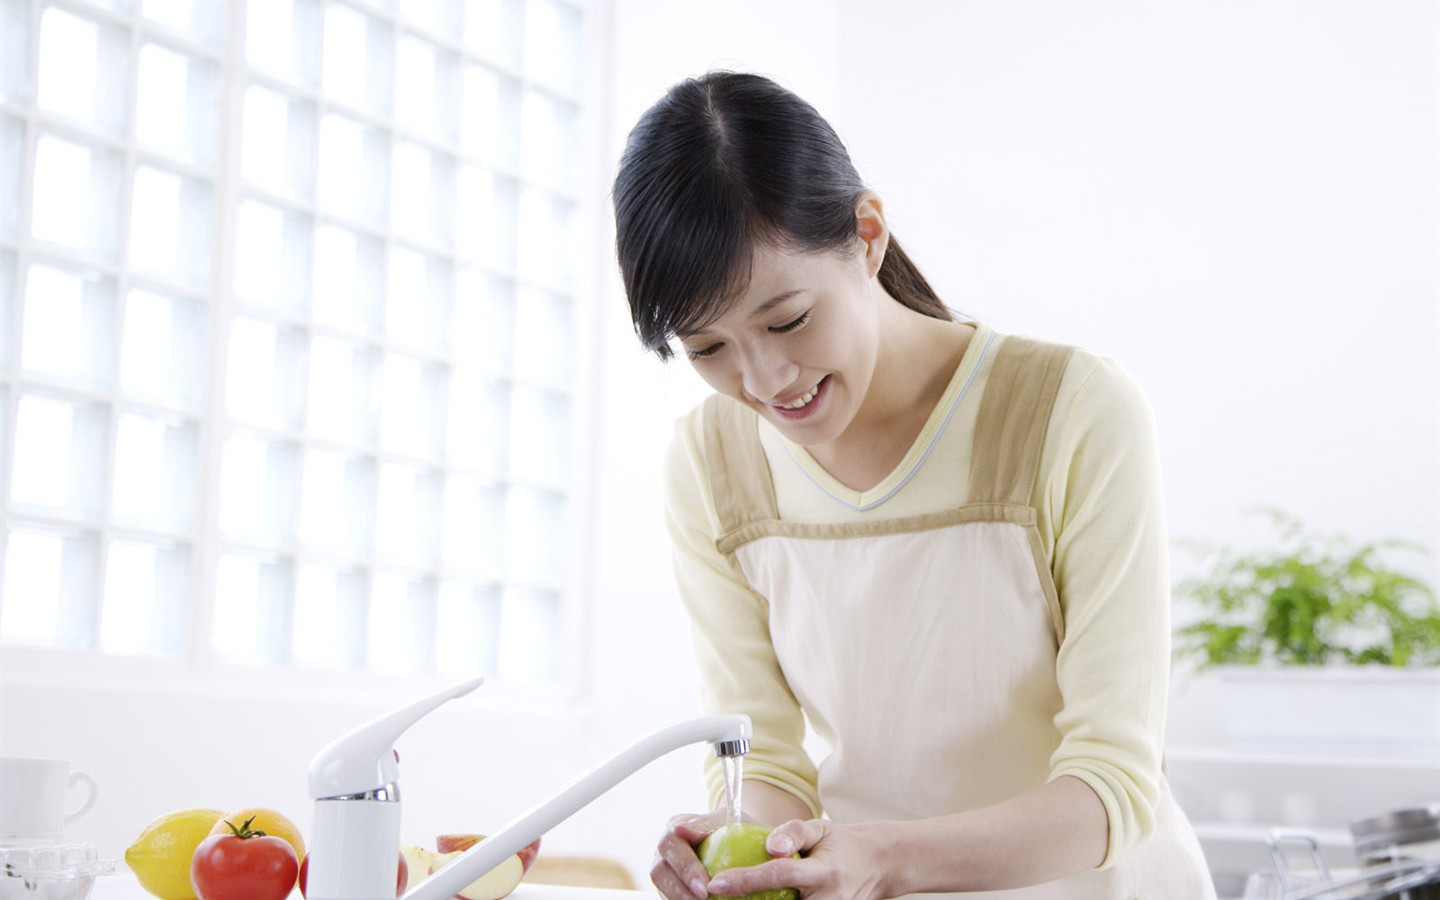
[722,754,743,826]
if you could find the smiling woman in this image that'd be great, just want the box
[614,72,1217,900]
[0,0,595,692]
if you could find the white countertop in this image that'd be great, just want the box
[90,873,649,899]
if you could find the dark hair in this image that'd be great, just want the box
[613,71,950,359]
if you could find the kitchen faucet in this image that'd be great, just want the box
[304,676,752,900]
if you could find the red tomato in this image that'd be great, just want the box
[190,819,299,900]
[297,850,408,898]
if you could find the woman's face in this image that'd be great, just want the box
[677,242,881,449]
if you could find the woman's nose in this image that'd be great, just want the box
[739,344,798,404]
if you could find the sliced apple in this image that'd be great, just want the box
[435,834,485,854]
[435,835,539,876]
[516,838,541,875]
[428,849,524,900]
[401,843,440,891]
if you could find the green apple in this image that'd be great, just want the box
[696,824,800,900]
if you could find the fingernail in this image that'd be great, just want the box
[772,836,794,855]
[708,876,730,895]
[690,877,710,898]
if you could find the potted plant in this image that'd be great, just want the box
[1174,510,1440,757]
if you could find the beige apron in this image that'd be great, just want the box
[701,337,1215,899]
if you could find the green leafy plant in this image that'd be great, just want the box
[1175,511,1440,669]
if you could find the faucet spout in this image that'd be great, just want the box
[403,714,751,900]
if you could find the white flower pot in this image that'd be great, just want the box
[1218,666,1440,759]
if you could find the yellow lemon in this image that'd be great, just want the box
[210,807,306,867]
[125,807,226,900]
[696,823,800,900]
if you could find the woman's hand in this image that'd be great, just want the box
[703,819,894,900]
[651,809,726,900]
[655,777,1106,898]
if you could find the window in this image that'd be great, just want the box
[0,0,592,691]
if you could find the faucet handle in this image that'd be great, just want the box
[308,677,484,799]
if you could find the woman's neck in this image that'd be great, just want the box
[808,305,975,492]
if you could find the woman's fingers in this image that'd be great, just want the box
[650,852,708,900]
[706,855,809,897]
[652,814,721,900]
[673,817,721,845]
[770,817,827,855]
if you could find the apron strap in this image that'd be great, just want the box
[702,394,778,535]
[969,336,1074,506]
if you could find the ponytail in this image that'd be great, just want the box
[878,235,950,321]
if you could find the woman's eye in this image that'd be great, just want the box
[771,311,811,334]
[687,343,722,361]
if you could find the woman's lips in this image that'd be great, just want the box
[770,375,829,420]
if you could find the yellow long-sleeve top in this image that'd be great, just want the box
[662,323,1176,868]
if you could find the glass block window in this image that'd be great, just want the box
[0,0,591,691]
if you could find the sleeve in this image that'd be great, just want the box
[1034,354,1173,868]
[664,411,823,818]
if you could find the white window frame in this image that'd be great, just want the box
[0,0,609,707]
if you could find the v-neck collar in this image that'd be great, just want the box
[768,322,996,512]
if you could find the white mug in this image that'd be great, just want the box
[0,757,98,840]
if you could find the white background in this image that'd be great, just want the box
[3,0,1436,889]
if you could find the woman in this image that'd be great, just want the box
[613,71,1215,899]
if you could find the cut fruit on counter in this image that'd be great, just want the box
[402,843,440,891]
[428,846,523,900]
[399,834,540,900]
[435,834,541,874]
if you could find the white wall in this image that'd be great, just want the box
[3,0,1434,890]
[820,1,1438,754]
[827,0,1439,588]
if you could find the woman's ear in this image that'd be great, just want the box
[854,191,889,278]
